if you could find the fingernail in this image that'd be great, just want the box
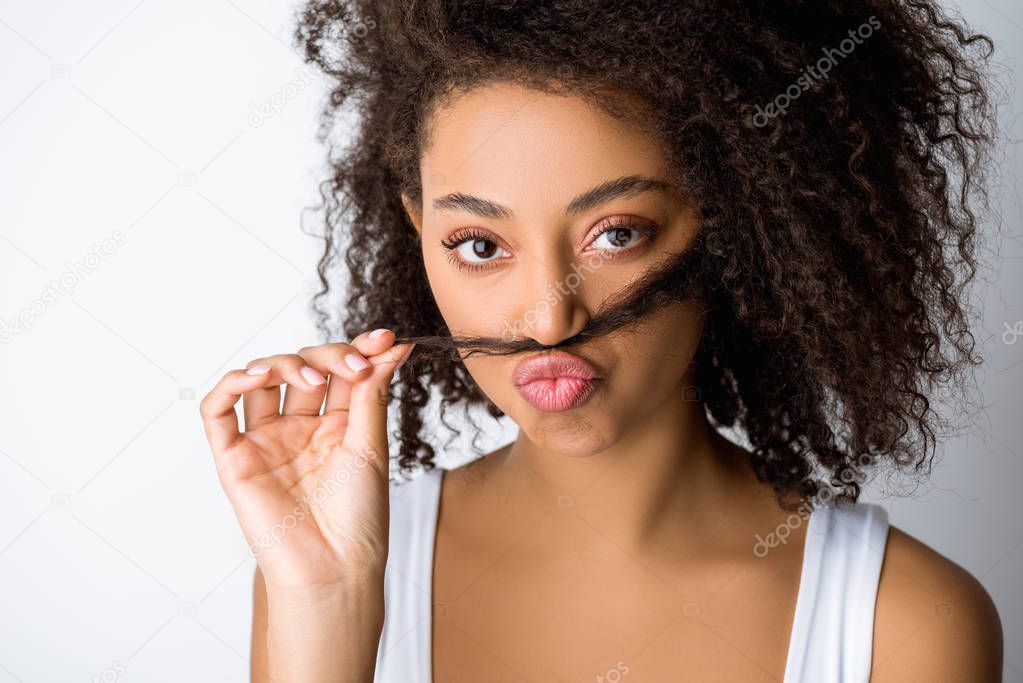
[300,366,326,385]
[369,328,390,339]
[344,352,370,371]
[394,349,413,372]
[246,364,271,375]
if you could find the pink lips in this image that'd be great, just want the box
[513,351,601,412]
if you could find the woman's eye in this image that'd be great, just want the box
[440,219,657,273]
[439,230,510,271]
[455,238,506,263]
[590,221,657,254]
[593,226,643,250]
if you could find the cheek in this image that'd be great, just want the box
[422,252,468,327]
[422,255,516,338]
[614,304,704,383]
[432,288,511,338]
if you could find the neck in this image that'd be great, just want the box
[493,384,765,554]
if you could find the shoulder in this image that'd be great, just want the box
[869,523,1003,682]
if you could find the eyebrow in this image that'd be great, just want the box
[430,174,673,219]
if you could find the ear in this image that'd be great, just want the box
[400,192,423,236]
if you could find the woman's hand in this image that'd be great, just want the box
[199,328,414,596]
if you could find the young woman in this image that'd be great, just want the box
[199,1,1005,681]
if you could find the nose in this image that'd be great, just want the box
[519,257,590,347]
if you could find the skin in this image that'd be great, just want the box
[213,81,1002,682]
[201,330,416,682]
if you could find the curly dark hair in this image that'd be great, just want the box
[291,0,998,509]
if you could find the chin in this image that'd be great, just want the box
[519,412,616,457]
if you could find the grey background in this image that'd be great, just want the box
[0,1,1019,681]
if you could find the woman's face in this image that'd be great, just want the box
[402,81,706,456]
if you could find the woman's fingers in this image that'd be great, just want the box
[294,329,398,416]
[279,361,328,417]
[234,328,405,436]
[343,341,415,476]
[241,381,281,431]
[242,355,324,424]
[200,367,276,458]
[324,370,354,417]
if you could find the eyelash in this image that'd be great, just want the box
[438,217,659,273]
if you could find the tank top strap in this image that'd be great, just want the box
[374,466,445,683]
[783,500,891,683]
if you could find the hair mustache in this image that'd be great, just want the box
[391,231,714,367]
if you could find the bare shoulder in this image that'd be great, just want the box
[870,523,1003,682]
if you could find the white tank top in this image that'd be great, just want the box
[374,466,890,682]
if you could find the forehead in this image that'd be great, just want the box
[420,82,667,204]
